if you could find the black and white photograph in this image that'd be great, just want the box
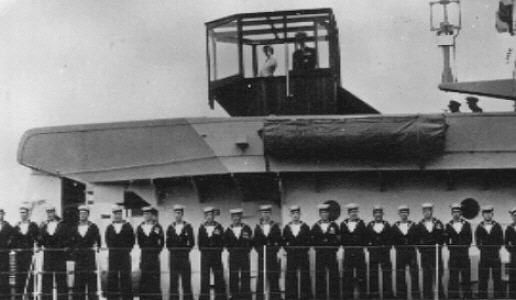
[2,0,516,299]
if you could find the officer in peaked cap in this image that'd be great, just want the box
[367,205,394,299]
[311,203,340,300]
[476,205,504,298]
[391,205,419,299]
[166,204,194,300]
[507,206,516,299]
[341,203,368,299]
[0,206,13,298]
[136,206,164,300]
[224,209,253,300]
[198,207,226,300]
[417,202,445,299]
[445,203,472,299]
[105,205,135,300]
[284,205,312,300]
[39,203,69,300]
[466,96,483,113]
[448,100,461,113]
[71,204,101,299]
[254,204,282,300]
[12,204,39,298]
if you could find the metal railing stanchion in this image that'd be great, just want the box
[434,244,439,300]
[263,245,268,300]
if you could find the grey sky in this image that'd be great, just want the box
[1,0,515,216]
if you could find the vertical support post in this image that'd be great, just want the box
[434,244,439,300]
[283,15,290,98]
[313,21,319,68]
[53,272,57,300]
[96,248,102,299]
[252,45,258,77]
[211,31,218,81]
[237,18,244,77]
[263,245,267,300]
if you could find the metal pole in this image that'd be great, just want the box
[53,272,56,300]
[96,248,102,299]
[434,244,439,300]
[263,245,267,300]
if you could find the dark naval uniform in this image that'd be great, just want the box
[137,221,164,300]
[166,220,194,300]
[224,222,253,300]
[445,218,472,299]
[283,221,312,300]
[11,220,38,299]
[416,217,445,299]
[475,218,504,299]
[198,220,226,300]
[341,218,368,298]
[0,220,13,298]
[71,221,101,299]
[367,219,394,299]
[311,220,340,300]
[254,219,282,300]
[105,220,135,300]
[391,219,419,299]
[39,219,70,300]
[506,217,516,299]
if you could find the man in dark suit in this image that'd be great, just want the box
[416,203,445,299]
[254,204,282,300]
[293,32,317,72]
[475,205,504,299]
[224,208,253,300]
[71,205,101,300]
[198,206,226,300]
[391,205,419,300]
[341,203,368,299]
[311,203,340,300]
[367,205,394,299]
[11,204,39,299]
[39,205,70,300]
[137,206,164,300]
[0,208,13,298]
[105,205,135,300]
[283,205,312,300]
[445,203,472,299]
[506,206,516,299]
[166,204,195,300]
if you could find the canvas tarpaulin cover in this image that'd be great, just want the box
[263,115,447,160]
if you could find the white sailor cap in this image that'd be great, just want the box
[45,205,56,212]
[398,205,409,212]
[422,203,434,209]
[230,208,243,215]
[510,206,516,215]
[173,205,185,212]
[289,205,301,213]
[142,206,153,213]
[78,205,90,212]
[19,204,31,212]
[450,203,462,212]
[259,204,272,212]
[373,205,383,212]
[346,203,359,212]
[317,203,330,212]
[203,206,216,214]
[111,205,123,213]
[481,205,494,213]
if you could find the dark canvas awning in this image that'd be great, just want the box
[263,115,447,160]
[439,79,516,100]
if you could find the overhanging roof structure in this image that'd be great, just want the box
[439,79,516,100]
[18,113,516,183]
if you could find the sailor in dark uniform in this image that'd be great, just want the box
[105,205,135,300]
[445,203,472,299]
[416,203,445,299]
[293,32,317,72]
[198,206,226,300]
[311,203,340,300]
[367,205,394,299]
[0,207,13,298]
[224,208,253,300]
[11,204,39,299]
[391,205,419,300]
[341,203,368,299]
[283,205,312,300]
[166,204,194,300]
[71,205,101,300]
[506,206,516,299]
[137,206,164,300]
[254,204,282,300]
[475,205,504,299]
[39,205,69,300]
